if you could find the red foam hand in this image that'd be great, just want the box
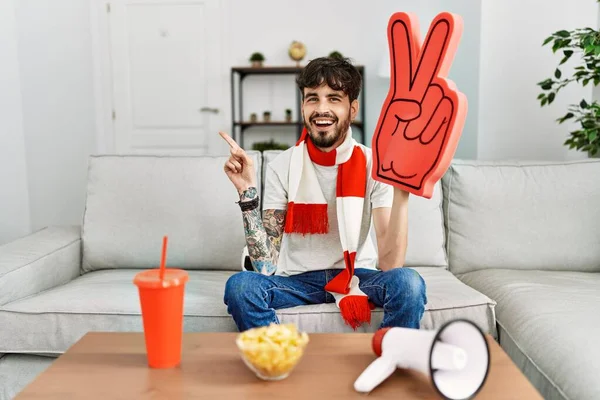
[372,12,467,199]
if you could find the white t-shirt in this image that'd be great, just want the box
[262,144,394,276]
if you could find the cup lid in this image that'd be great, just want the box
[133,268,189,289]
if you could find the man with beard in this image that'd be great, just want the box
[220,57,427,331]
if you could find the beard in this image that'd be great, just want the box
[303,110,351,149]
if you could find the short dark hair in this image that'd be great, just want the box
[296,57,362,102]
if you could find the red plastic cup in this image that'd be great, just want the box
[133,268,189,368]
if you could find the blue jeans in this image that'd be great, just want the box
[223,268,427,331]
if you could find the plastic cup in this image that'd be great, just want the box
[133,268,189,368]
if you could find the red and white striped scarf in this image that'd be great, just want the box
[285,127,371,329]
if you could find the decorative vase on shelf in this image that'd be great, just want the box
[263,112,271,122]
[250,113,257,123]
[289,41,306,67]
[285,109,292,122]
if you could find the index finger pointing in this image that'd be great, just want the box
[219,131,240,150]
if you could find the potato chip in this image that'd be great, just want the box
[236,323,309,380]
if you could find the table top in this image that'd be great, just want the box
[16,332,542,399]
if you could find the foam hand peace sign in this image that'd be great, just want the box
[372,12,467,199]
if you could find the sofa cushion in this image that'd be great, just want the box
[0,354,54,400]
[263,151,448,268]
[442,160,600,274]
[82,153,262,272]
[0,268,495,355]
[459,269,600,400]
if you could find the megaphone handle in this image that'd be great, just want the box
[354,356,396,393]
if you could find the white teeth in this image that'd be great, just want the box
[314,120,333,126]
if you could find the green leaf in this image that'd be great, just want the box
[581,99,589,108]
[582,120,596,128]
[589,132,598,141]
[548,92,556,104]
[564,50,574,57]
[585,45,596,54]
[543,36,554,46]
[552,41,562,53]
[537,93,545,100]
[541,83,553,90]
[556,30,570,38]
[541,98,548,106]
[558,112,575,123]
[555,69,562,79]
[583,79,590,86]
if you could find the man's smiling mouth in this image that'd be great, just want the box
[312,119,335,127]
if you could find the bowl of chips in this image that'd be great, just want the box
[236,323,309,381]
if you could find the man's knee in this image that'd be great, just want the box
[385,268,427,304]
[223,271,264,306]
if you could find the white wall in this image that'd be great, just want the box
[220,0,482,159]
[3,0,598,245]
[15,0,97,231]
[478,0,598,161]
[0,0,31,245]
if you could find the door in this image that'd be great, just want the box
[107,0,223,154]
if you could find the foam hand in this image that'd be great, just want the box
[372,12,467,199]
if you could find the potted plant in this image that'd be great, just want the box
[263,111,271,122]
[537,13,600,157]
[329,51,344,59]
[250,113,257,123]
[249,52,265,67]
[285,109,292,122]
[252,139,290,152]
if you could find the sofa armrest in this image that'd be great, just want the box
[0,226,81,306]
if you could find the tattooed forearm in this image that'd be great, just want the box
[243,208,271,262]
[263,209,286,262]
[242,208,285,275]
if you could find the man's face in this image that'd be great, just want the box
[302,83,358,149]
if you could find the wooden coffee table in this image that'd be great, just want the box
[16,332,541,399]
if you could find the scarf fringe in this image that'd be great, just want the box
[339,295,371,330]
[284,202,329,235]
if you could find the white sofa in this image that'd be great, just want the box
[1,152,598,400]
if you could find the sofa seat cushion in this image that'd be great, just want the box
[0,268,495,355]
[281,267,496,335]
[0,354,55,400]
[459,269,600,400]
